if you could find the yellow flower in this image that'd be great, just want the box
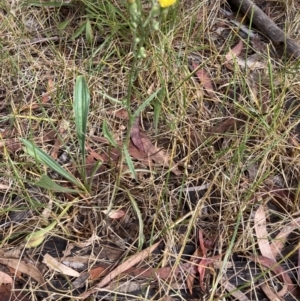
[158,0,176,8]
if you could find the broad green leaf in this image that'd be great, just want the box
[36,175,80,193]
[74,75,90,163]
[123,145,136,179]
[102,120,118,148]
[126,189,144,250]
[21,139,82,188]
[85,19,93,44]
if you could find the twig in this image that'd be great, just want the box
[4,36,59,50]
[229,0,300,58]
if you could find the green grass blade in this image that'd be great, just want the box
[133,88,161,118]
[102,120,118,148]
[74,75,90,164]
[97,91,123,105]
[123,145,136,179]
[71,21,87,40]
[21,139,82,188]
[126,189,144,250]
[36,175,80,193]
[153,88,165,131]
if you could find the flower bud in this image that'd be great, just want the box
[152,20,160,31]
[151,3,160,17]
[137,47,146,58]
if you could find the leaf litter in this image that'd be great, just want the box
[1,1,300,301]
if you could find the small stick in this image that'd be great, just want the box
[229,0,300,58]
[4,36,59,50]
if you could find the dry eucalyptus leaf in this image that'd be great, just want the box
[43,253,80,277]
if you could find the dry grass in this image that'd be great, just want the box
[0,0,300,300]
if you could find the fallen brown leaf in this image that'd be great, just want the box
[206,117,236,137]
[186,252,199,294]
[0,258,44,286]
[191,61,215,98]
[224,39,244,70]
[89,264,111,281]
[242,255,295,296]
[126,265,182,280]
[270,217,300,258]
[198,230,208,292]
[80,240,161,298]
[89,262,187,282]
[260,282,285,301]
[101,209,126,219]
[254,205,276,261]
[131,132,181,175]
[86,144,109,162]
[221,276,250,301]
[225,40,243,61]
[20,79,53,112]
[92,134,181,175]
[106,108,129,119]
[0,139,22,153]
[130,117,145,152]
[43,253,80,277]
[0,284,31,301]
[0,271,12,284]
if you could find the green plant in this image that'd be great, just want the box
[21,76,91,194]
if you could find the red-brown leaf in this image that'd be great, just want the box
[0,139,22,152]
[0,284,31,301]
[80,241,161,298]
[186,250,200,294]
[129,132,181,175]
[225,40,243,61]
[191,61,215,98]
[89,263,111,280]
[106,109,129,120]
[130,117,145,152]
